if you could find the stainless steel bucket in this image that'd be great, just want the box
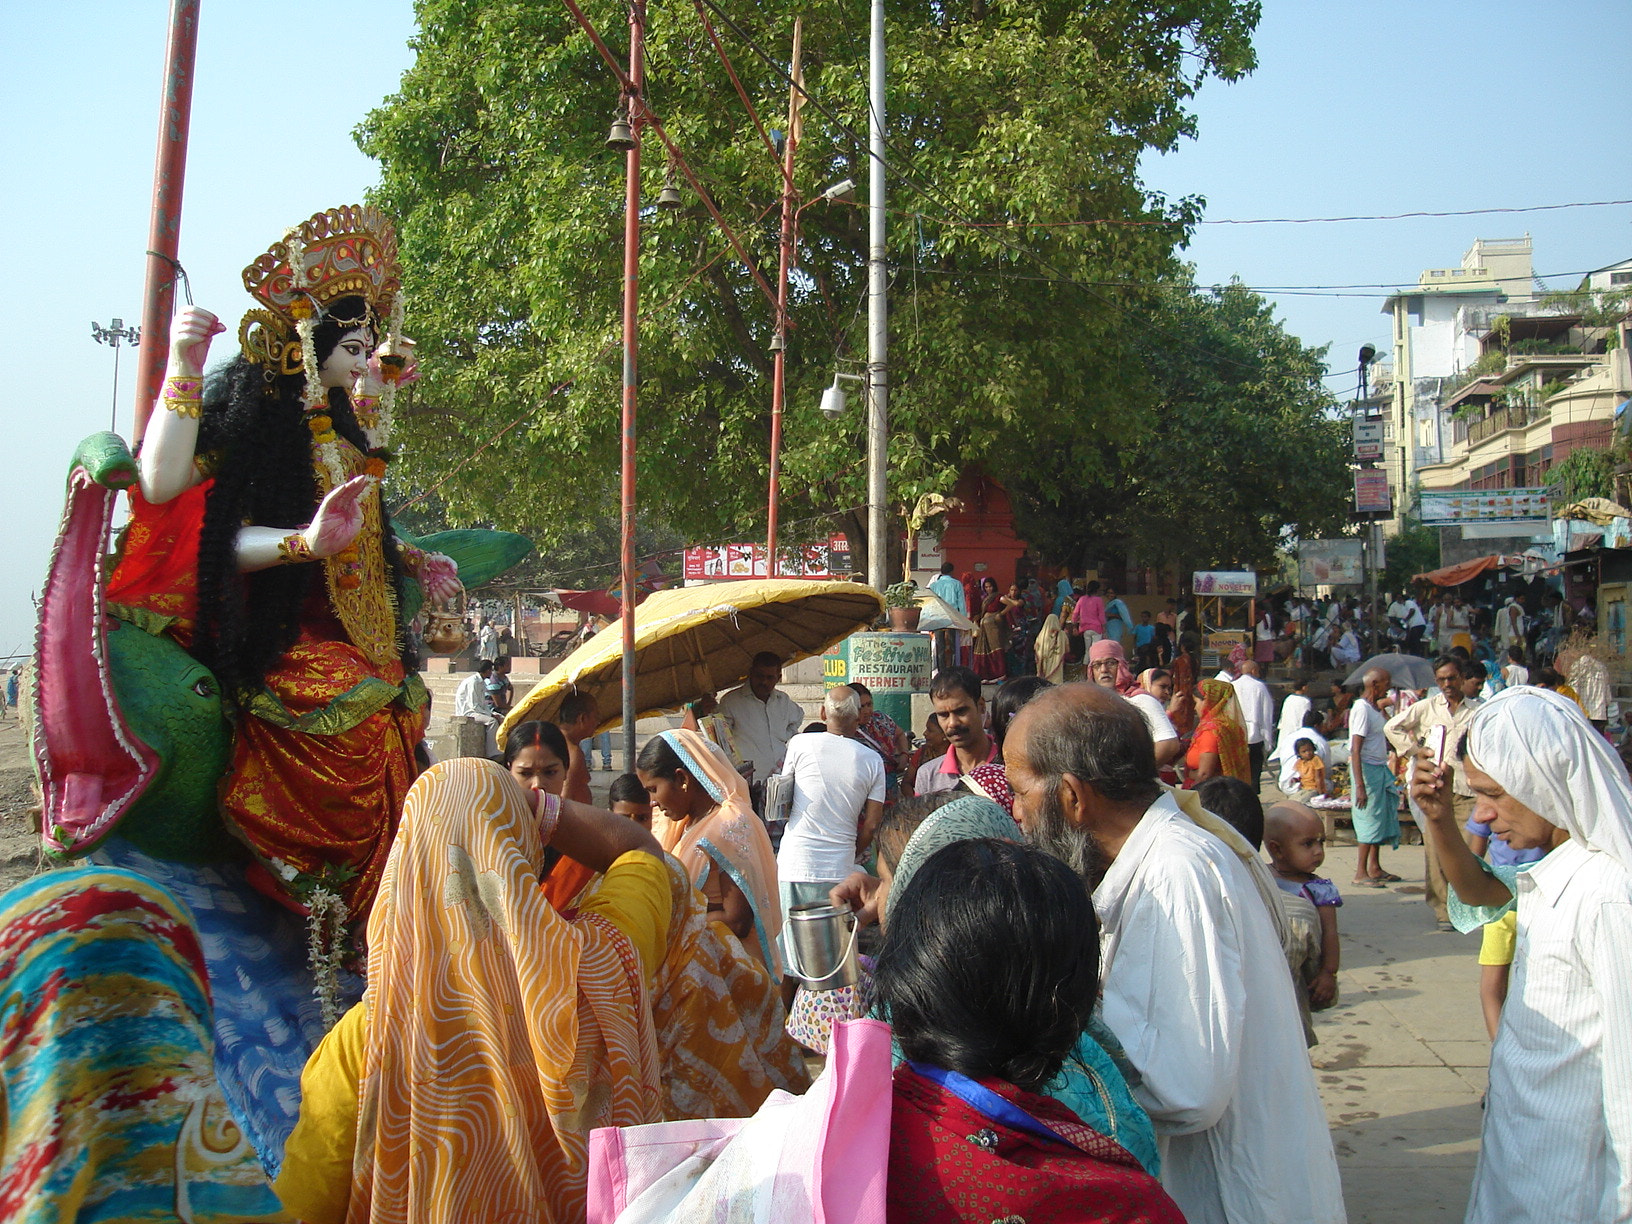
[785,901,861,990]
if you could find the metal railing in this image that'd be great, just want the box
[1467,401,1546,446]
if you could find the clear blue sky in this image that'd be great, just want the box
[2,1,1628,660]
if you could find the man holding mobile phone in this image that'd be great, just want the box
[1385,655,1482,930]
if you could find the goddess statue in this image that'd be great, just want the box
[104,205,457,930]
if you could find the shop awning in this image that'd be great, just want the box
[1414,554,1527,587]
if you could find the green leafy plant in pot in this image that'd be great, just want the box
[884,581,922,632]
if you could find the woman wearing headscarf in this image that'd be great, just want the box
[1410,686,1632,1224]
[638,728,784,974]
[1052,576,1075,620]
[1033,612,1067,683]
[0,868,285,1224]
[1187,678,1252,785]
[532,727,808,1119]
[275,758,666,1223]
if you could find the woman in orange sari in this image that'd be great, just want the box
[274,758,665,1223]
[1187,679,1252,786]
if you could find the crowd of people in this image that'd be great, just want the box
[7,617,1631,1221]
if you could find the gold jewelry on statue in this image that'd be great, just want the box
[277,533,314,565]
[238,205,401,370]
[161,375,203,418]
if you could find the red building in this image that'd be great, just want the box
[930,469,1030,589]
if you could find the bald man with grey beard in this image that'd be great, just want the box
[1006,685,1345,1224]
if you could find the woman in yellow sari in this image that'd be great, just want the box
[274,758,666,1223]
[636,728,783,974]
[1186,678,1253,785]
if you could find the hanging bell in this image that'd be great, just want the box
[769,332,786,352]
[656,179,684,210]
[606,114,637,152]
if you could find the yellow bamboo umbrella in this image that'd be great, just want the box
[498,578,884,744]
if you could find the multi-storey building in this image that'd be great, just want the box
[1381,242,1631,517]
[1378,237,1538,525]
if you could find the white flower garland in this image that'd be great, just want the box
[305,885,350,1031]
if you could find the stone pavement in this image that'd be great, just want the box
[1308,837,1487,1222]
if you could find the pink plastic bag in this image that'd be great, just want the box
[587,1017,893,1224]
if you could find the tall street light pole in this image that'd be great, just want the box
[865,0,889,591]
[92,318,141,431]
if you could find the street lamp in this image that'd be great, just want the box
[765,175,863,573]
[819,371,865,420]
[91,318,141,432]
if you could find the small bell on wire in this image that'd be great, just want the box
[656,163,683,210]
[606,103,637,152]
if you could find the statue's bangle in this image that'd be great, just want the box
[536,791,562,843]
[277,533,314,565]
[161,376,203,419]
[397,542,426,575]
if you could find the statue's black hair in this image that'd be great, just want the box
[192,296,415,696]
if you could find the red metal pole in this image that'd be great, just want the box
[619,0,646,771]
[133,0,201,442]
[766,19,803,579]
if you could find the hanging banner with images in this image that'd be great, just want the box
[682,535,852,581]
[1419,489,1550,526]
[1299,539,1365,586]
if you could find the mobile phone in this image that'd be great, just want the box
[1427,724,1448,767]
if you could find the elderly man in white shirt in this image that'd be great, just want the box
[1006,685,1346,1224]
[774,685,885,930]
[717,651,805,783]
[1412,686,1632,1224]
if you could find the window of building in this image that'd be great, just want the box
[1611,271,1632,287]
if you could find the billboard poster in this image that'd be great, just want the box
[683,535,851,581]
[1353,470,1392,514]
[1193,570,1257,597]
[1353,418,1385,461]
[1419,489,1550,526]
[1298,539,1365,586]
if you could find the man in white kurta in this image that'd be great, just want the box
[1413,685,1632,1223]
[1006,684,1346,1224]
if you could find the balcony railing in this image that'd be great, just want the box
[1467,402,1546,446]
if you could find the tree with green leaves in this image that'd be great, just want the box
[1009,281,1353,573]
[361,0,1264,571]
